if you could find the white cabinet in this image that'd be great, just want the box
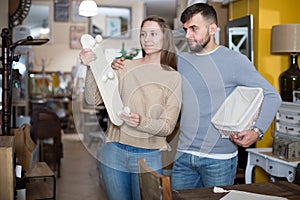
[245,148,299,183]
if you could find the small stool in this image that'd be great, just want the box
[25,162,56,200]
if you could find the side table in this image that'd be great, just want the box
[25,162,56,200]
[245,148,300,184]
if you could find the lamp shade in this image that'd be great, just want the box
[271,24,300,53]
[79,0,98,17]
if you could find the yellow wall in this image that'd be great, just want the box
[229,0,300,182]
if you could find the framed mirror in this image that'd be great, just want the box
[89,6,131,39]
[9,0,31,28]
[22,1,52,40]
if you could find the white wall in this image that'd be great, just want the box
[30,0,144,72]
[0,0,9,46]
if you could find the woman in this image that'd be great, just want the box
[80,15,181,200]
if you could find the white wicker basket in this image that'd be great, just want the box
[211,86,264,137]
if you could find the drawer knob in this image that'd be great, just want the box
[286,116,294,120]
[269,166,273,169]
[256,159,259,162]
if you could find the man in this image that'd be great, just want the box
[112,3,281,190]
[170,3,281,189]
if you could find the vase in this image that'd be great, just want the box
[279,54,300,102]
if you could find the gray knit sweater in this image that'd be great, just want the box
[177,46,282,154]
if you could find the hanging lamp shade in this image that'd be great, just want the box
[79,0,98,17]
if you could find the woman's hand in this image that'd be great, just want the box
[118,111,140,127]
[111,57,125,70]
[79,48,97,66]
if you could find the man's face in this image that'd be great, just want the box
[183,13,211,53]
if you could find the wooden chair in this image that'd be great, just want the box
[138,158,172,200]
[294,163,300,185]
[31,107,63,177]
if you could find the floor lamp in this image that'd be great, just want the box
[1,28,49,135]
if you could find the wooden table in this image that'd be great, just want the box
[172,181,300,200]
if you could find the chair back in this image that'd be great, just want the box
[31,107,61,140]
[138,158,172,200]
[31,107,63,177]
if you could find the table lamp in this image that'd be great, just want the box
[271,24,300,102]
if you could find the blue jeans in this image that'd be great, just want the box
[171,152,237,190]
[99,142,163,200]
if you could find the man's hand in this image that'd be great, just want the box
[230,130,259,147]
[79,48,97,66]
[111,57,125,70]
[118,111,140,127]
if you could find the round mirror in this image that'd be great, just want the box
[9,0,31,28]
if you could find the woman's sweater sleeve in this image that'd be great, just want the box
[134,75,182,137]
[84,68,103,105]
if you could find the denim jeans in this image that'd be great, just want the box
[99,142,162,200]
[171,152,238,190]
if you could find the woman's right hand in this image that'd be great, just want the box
[111,57,125,70]
[79,48,97,66]
[118,111,140,127]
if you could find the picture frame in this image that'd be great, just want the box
[106,17,122,37]
[54,0,69,22]
[89,6,131,39]
[70,25,86,49]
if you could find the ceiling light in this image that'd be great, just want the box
[79,0,98,17]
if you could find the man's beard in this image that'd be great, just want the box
[188,35,210,53]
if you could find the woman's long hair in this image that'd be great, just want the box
[140,15,177,71]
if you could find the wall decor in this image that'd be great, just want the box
[9,0,31,28]
[22,1,52,40]
[70,25,86,49]
[90,6,131,38]
[54,0,69,22]
[106,17,122,37]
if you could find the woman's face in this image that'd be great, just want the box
[140,21,164,55]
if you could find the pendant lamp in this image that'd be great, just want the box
[79,0,98,17]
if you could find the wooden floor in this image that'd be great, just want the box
[55,133,107,200]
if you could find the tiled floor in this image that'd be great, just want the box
[56,133,107,200]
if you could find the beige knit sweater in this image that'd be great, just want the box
[85,59,182,150]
